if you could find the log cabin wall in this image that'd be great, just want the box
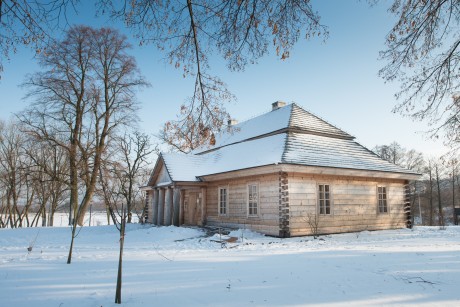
[205,174,280,236]
[203,171,407,237]
[288,173,407,237]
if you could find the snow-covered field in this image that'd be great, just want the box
[0,225,459,307]
[12,211,139,227]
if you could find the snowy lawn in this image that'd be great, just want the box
[0,225,459,307]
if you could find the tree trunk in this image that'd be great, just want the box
[452,168,456,225]
[67,217,78,264]
[106,204,111,226]
[48,211,54,227]
[429,169,434,226]
[41,205,47,227]
[31,209,41,227]
[435,165,444,227]
[115,209,126,304]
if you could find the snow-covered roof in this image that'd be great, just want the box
[163,134,286,182]
[193,103,353,154]
[153,103,418,183]
[283,133,408,174]
[288,104,353,139]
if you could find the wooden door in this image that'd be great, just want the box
[185,192,201,225]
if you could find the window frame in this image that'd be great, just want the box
[218,186,228,216]
[247,182,259,217]
[317,183,332,215]
[377,185,388,214]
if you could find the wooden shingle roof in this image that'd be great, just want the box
[194,103,353,154]
[288,104,353,140]
[282,132,408,174]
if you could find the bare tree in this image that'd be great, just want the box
[0,120,31,228]
[112,131,156,222]
[4,1,330,149]
[306,212,320,239]
[0,0,80,78]
[24,140,70,226]
[373,142,406,165]
[97,157,126,304]
[404,149,425,173]
[100,0,328,145]
[20,25,148,263]
[160,103,230,153]
[379,1,460,148]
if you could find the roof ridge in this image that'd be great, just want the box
[231,103,294,126]
[289,103,354,139]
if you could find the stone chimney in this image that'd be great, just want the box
[272,101,286,111]
[228,119,238,126]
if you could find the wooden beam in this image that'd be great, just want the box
[199,164,420,182]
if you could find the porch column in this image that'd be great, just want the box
[173,188,181,226]
[164,187,173,226]
[152,188,159,225]
[144,191,151,223]
[147,190,153,223]
[200,187,207,226]
[179,190,185,225]
[157,188,165,225]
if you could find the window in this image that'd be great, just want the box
[248,184,258,216]
[218,187,228,216]
[378,186,388,213]
[318,184,331,215]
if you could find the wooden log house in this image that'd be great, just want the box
[141,102,420,237]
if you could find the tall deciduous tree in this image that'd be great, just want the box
[20,25,147,263]
[5,1,328,148]
[101,0,328,146]
[0,120,30,228]
[380,0,460,148]
[159,103,229,152]
[24,140,70,227]
[373,142,406,165]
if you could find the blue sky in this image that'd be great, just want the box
[0,1,450,156]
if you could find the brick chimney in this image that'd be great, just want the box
[272,101,286,111]
[228,119,238,126]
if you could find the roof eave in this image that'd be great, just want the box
[198,164,283,181]
[281,164,421,181]
[198,163,421,182]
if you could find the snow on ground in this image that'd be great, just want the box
[28,212,139,227]
[0,225,459,307]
